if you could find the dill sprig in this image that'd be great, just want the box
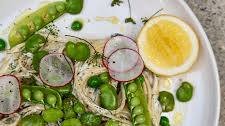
[111,0,123,7]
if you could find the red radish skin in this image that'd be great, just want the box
[0,75,21,115]
[103,35,138,68]
[39,53,74,87]
[108,51,145,82]
[107,48,140,73]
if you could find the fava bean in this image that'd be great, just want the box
[176,82,194,102]
[65,41,90,61]
[158,91,175,112]
[105,119,119,126]
[100,84,118,110]
[19,114,45,126]
[99,72,110,84]
[42,108,64,123]
[80,112,101,126]
[66,0,83,14]
[25,34,46,53]
[62,118,82,126]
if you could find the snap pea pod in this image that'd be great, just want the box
[9,2,66,47]
[125,76,152,126]
[22,85,62,108]
[9,0,84,48]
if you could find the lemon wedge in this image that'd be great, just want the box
[137,15,199,76]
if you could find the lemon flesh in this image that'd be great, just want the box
[138,15,199,76]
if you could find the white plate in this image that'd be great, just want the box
[0,0,220,126]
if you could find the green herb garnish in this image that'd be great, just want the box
[111,0,123,7]
[125,17,136,24]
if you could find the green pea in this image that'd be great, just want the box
[25,34,46,53]
[0,38,6,51]
[64,107,76,119]
[18,25,30,39]
[127,92,135,100]
[158,91,175,112]
[48,6,57,16]
[33,90,44,102]
[176,82,194,102]
[19,114,45,126]
[105,119,119,126]
[74,101,85,114]
[80,112,101,126]
[22,88,31,101]
[46,94,57,107]
[65,41,90,61]
[42,108,64,123]
[100,84,118,110]
[135,114,146,124]
[71,20,83,31]
[160,116,170,126]
[62,118,82,126]
[33,16,44,30]
[66,0,83,14]
[127,82,138,93]
[132,105,144,116]
[56,3,66,12]
[32,50,48,71]
[87,75,103,88]
[130,97,141,107]
[99,72,110,83]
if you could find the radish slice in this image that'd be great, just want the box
[107,48,139,72]
[103,35,138,67]
[39,53,74,87]
[109,54,144,82]
[0,75,21,114]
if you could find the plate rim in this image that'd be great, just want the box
[179,0,221,125]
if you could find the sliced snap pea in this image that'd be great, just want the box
[71,20,83,31]
[42,108,64,123]
[100,84,118,110]
[25,34,46,53]
[160,116,170,126]
[176,82,194,102]
[73,101,85,114]
[19,114,45,126]
[125,76,152,126]
[32,50,48,71]
[80,112,101,126]
[22,85,62,108]
[158,91,175,112]
[22,88,31,101]
[66,0,83,14]
[8,1,66,47]
[105,119,119,126]
[62,118,82,126]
